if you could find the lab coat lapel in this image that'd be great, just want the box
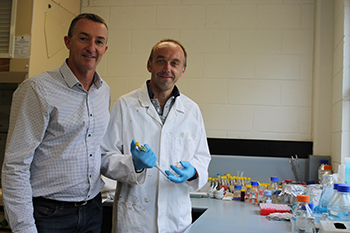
[138,83,162,125]
[164,95,185,123]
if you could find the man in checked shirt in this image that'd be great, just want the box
[1,13,134,233]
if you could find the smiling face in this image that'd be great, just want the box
[64,18,108,77]
[147,42,186,96]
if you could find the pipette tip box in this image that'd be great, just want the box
[259,203,291,215]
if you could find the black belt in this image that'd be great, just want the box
[33,192,101,207]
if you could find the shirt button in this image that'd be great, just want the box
[90,154,92,157]
[90,175,92,178]
[88,134,91,137]
[90,114,92,117]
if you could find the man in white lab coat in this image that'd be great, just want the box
[101,39,211,233]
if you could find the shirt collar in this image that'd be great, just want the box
[59,59,103,89]
[146,80,180,99]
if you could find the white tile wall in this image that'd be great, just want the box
[82,0,316,141]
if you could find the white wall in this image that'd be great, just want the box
[332,0,350,170]
[81,1,316,141]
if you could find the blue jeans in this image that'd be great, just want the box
[33,193,103,233]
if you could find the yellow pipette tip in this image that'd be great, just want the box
[135,142,140,146]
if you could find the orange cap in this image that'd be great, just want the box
[296,195,310,203]
[324,165,332,170]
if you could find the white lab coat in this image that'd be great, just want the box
[101,82,211,233]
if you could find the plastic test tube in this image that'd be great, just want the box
[135,142,168,178]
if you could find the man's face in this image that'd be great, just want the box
[147,42,186,93]
[64,18,108,74]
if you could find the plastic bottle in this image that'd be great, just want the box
[233,185,242,201]
[291,195,315,233]
[329,185,350,221]
[264,190,272,203]
[249,181,259,205]
[314,174,334,214]
[327,183,345,214]
[318,160,331,184]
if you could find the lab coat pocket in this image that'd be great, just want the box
[116,201,143,232]
[174,133,196,162]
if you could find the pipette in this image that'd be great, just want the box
[135,142,168,178]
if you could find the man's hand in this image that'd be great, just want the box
[130,139,157,170]
[165,161,196,183]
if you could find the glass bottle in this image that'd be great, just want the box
[318,160,329,184]
[233,185,242,201]
[314,174,333,214]
[329,185,350,221]
[264,190,272,203]
[327,183,345,214]
[291,195,315,233]
[268,176,279,191]
[249,181,259,205]
[258,184,266,204]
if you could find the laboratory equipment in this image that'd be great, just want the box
[264,190,272,204]
[233,185,241,201]
[329,185,350,221]
[319,220,350,233]
[318,160,330,184]
[314,174,334,214]
[135,141,168,178]
[268,176,279,203]
[291,195,315,233]
[268,176,279,190]
[249,181,259,205]
[290,155,302,183]
[327,183,345,214]
[258,184,266,204]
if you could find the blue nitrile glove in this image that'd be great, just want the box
[130,139,157,170]
[165,161,197,183]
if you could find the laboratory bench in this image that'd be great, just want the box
[185,197,290,233]
[102,198,291,233]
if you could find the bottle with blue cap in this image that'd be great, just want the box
[329,185,350,221]
[264,190,272,203]
[326,183,345,214]
[249,181,259,205]
[233,185,242,201]
[268,176,279,203]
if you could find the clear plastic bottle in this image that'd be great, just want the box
[329,185,350,221]
[318,160,329,184]
[233,185,242,201]
[327,183,345,214]
[249,181,259,205]
[291,195,315,233]
[314,174,334,214]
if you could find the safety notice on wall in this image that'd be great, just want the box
[14,36,31,58]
